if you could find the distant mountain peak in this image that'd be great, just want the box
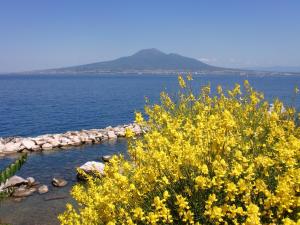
[132,48,166,57]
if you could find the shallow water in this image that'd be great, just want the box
[0,139,127,225]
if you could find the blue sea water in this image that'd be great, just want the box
[0,74,300,138]
[0,74,300,225]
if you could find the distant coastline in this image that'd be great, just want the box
[4,48,299,76]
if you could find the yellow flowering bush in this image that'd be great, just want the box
[59,76,300,225]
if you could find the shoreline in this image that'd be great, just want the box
[0,123,142,157]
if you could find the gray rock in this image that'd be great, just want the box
[38,185,49,194]
[52,178,68,187]
[1,176,28,189]
[13,187,36,197]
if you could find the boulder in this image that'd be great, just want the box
[48,139,61,148]
[26,177,35,186]
[52,178,68,187]
[31,145,41,151]
[133,125,142,135]
[102,155,112,163]
[3,142,21,153]
[38,185,49,194]
[21,139,37,150]
[42,143,53,150]
[1,176,28,189]
[78,161,105,179]
[107,131,117,139]
[0,143,5,152]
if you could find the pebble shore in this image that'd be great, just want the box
[0,123,143,156]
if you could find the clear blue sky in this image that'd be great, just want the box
[0,0,299,72]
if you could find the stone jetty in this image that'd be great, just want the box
[0,123,143,156]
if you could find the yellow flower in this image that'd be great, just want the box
[59,79,300,225]
[135,112,144,124]
[178,75,186,88]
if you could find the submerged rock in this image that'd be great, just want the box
[52,178,68,187]
[12,187,36,198]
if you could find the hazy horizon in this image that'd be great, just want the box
[0,0,300,73]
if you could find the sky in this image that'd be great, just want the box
[0,0,299,73]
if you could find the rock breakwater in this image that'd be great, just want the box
[0,123,143,156]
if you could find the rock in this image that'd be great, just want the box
[52,178,68,187]
[1,176,28,189]
[38,185,49,194]
[31,145,41,151]
[21,139,37,150]
[48,139,61,148]
[102,155,112,163]
[0,143,5,152]
[3,142,21,153]
[42,143,53,150]
[133,125,142,135]
[12,187,36,197]
[78,161,105,180]
[26,177,35,186]
[107,131,117,139]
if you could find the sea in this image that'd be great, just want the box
[0,74,300,225]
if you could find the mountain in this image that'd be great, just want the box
[19,48,299,76]
[32,48,228,75]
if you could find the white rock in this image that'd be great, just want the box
[48,139,61,147]
[133,125,142,135]
[26,177,35,186]
[42,143,53,150]
[0,143,5,152]
[52,178,68,187]
[38,185,49,194]
[107,131,117,139]
[79,161,105,175]
[4,142,21,153]
[31,145,41,151]
[0,142,5,151]
[102,155,112,162]
[21,139,37,150]
[70,137,82,146]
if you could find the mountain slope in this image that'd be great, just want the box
[39,48,223,74]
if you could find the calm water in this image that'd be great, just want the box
[0,74,300,225]
[0,74,300,138]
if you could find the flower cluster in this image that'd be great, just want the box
[59,75,300,225]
